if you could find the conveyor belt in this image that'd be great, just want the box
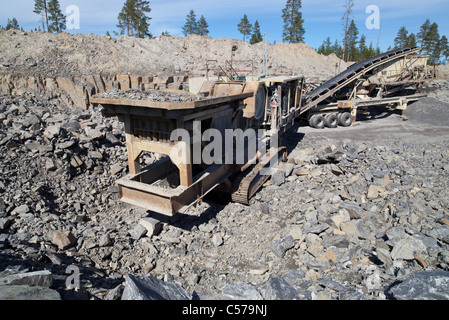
[302,47,421,114]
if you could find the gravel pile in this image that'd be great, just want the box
[94,89,218,102]
[407,96,449,127]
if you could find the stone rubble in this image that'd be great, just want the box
[1,81,449,300]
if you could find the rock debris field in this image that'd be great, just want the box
[0,27,449,300]
[0,80,448,300]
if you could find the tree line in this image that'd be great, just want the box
[393,20,448,65]
[316,0,448,65]
[2,0,447,65]
[1,1,66,33]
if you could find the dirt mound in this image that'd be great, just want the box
[407,97,449,126]
[0,29,346,79]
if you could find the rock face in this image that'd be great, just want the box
[387,271,449,300]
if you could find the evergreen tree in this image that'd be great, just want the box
[135,0,152,38]
[441,35,449,64]
[417,19,431,50]
[250,20,263,44]
[197,15,209,36]
[406,33,417,48]
[237,14,252,42]
[342,0,354,62]
[117,0,152,38]
[282,0,305,43]
[47,0,66,33]
[346,20,359,61]
[117,0,134,36]
[368,42,376,58]
[6,18,20,30]
[427,22,441,64]
[318,37,333,56]
[434,35,448,65]
[394,26,409,48]
[358,34,368,61]
[182,10,198,36]
[34,0,49,32]
[332,39,343,58]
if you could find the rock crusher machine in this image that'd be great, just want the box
[91,47,432,216]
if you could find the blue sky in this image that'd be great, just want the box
[1,0,448,51]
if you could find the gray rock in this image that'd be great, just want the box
[122,274,192,300]
[221,281,263,300]
[0,270,52,287]
[128,224,147,240]
[211,233,224,247]
[339,288,367,300]
[44,125,61,139]
[270,235,294,258]
[105,284,123,300]
[387,270,449,300]
[0,217,13,230]
[13,204,30,215]
[263,277,299,300]
[390,235,427,260]
[51,231,77,250]
[105,131,121,145]
[0,285,60,300]
[45,158,57,172]
[99,233,113,247]
[271,169,286,186]
[340,219,371,239]
[319,279,348,293]
[339,202,362,219]
[138,217,162,237]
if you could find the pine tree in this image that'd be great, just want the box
[183,10,198,36]
[394,26,409,49]
[427,22,441,64]
[332,39,343,58]
[406,33,417,48]
[346,20,359,61]
[440,35,449,64]
[6,18,20,30]
[47,0,66,33]
[34,0,49,32]
[434,35,448,65]
[417,19,431,50]
[358,34,368,61]
[117,0,134,36]
[318,37,333,56]
[237,14,252,42]
[135,0,152,38]
[342,0,354,62]
[368,42,376,58]
[250,20,263,44]
[282,0,305,43]
[117,0,152,38]
[197,15,209,36]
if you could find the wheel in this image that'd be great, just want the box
[325,113,338,128]
[338,112,353,127]
[309,114,325,129]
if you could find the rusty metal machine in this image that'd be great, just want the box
[91,47,431,216]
